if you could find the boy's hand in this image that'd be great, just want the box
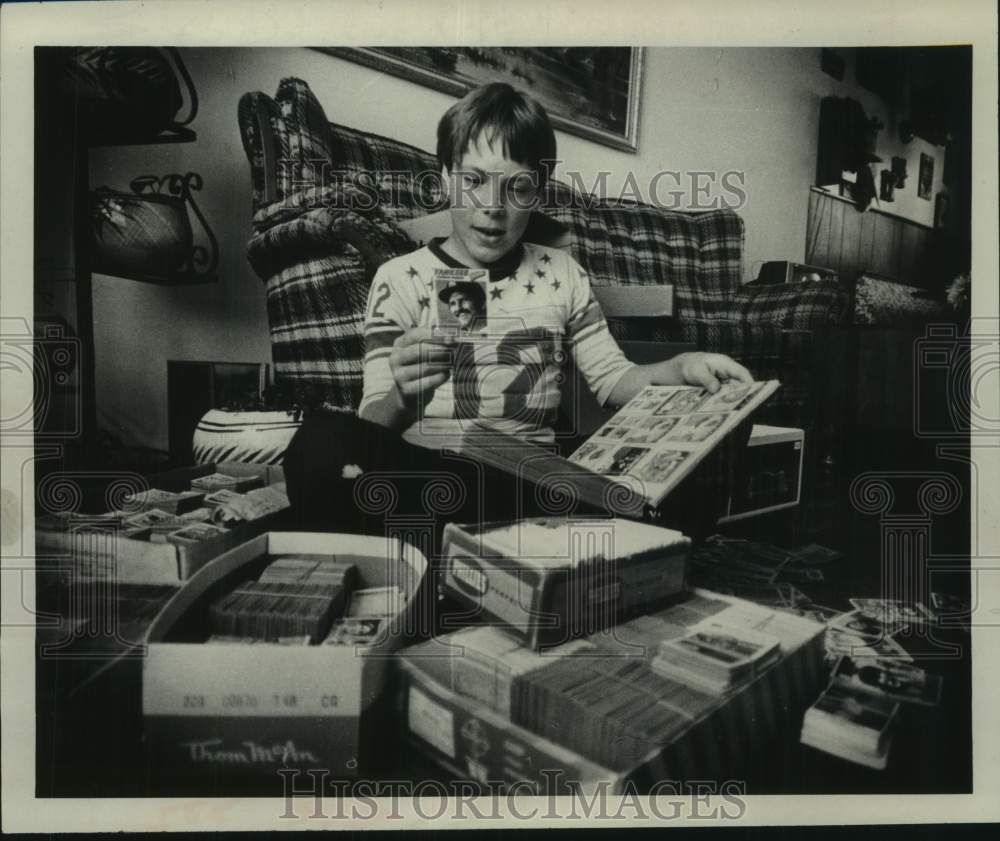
[673,352,753,393]
[389,327,454,405]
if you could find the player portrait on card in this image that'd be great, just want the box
[433,268,489,336]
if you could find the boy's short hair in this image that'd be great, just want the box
[437,82,557,188]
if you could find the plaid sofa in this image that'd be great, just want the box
[238,78,849,435]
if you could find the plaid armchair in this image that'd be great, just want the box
[239,78,849,437]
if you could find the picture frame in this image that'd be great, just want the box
[318,47,644,153]
[934,191,950,229]
[918,152,934,199]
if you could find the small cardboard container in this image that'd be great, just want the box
[142,531,428,781]
[36,463,288,585]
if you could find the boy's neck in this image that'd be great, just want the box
[431,236,524,282]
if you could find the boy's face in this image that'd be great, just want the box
[445,135,538,268]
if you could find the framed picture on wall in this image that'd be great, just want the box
[934,192,950,229]
[918,152,934,199]
[318,47,644,152]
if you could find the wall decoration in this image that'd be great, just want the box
[891,156,907,188]
[879,170,895,202]
[918,153,934,199]
[90,172,218,284]
[318,47,644,152]
[934,192,950,229]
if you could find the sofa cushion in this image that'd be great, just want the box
[326,122,446,223]
[539,181,743,320]
[732,280,850,329]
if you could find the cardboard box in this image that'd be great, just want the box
[35,463,289,585]
[400,589,827,792]
[398,652,620,795]
[441,518,690,649]
[719,425,804,523]
[143,531,428,781]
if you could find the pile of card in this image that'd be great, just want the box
[829,655,942,707]
[651,621,781,694]
[208,580,347,643]
[122,508,219,543]
[800,681,899,770]
[121,507,219,543]
[514,648,706,770]
[206,554,359,644]
[258,553,358,588]
[123,488,205,515]
[824,600,930,664]
[447,626,594,718]
[687,537,836,614]
[207,484,290,525]
[190,472,265,494]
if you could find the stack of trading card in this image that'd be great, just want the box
[202,488,245,509]
[190,472,265,493]
[650,620,781,695]
[209,484,290,525]
[442,517,690,649]
[828,655,942,707]
[513,647,713,770]
[823,602,925,665]
[207,580,347,643]
[258,553,358,589]
[447,626,595,718]
[123,488,205,515]
[799,681,899,770]
[165,522,228,546]
[122,507,217,542]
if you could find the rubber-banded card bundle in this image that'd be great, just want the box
[442,517,690,649]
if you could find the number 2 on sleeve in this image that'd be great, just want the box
[370,283,391,319]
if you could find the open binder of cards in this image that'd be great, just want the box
[457,380,780,516]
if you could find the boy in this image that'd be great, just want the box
[358,81,750,443]
[284,83,750,532]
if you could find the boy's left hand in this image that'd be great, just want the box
[674,352,753,394]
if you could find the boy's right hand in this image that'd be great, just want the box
[389,327,454,406]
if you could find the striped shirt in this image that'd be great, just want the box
[361,239,636,445]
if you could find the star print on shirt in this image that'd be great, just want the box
[551,279,561,291]
[490,287,503,301]
[406,266,419,279]
[418,296,430,309]
[535,268,546,279]
[524,281,535,295]
[540,254,551,263]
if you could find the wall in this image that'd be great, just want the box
[83,46,945,452]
